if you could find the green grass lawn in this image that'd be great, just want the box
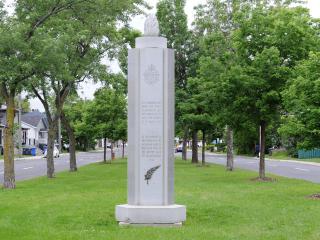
[1,159,320,240]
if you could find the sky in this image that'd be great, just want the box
[3,0,320,111]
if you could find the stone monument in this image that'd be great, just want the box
[115,14,186,226]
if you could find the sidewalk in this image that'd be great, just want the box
[196,150,320,167]
[0,153,69,162]
[265,157,320,167]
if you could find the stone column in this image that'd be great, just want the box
[115,15,186,225]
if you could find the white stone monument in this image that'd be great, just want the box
[115,14,186,226]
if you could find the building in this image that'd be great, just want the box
[21,110,48,148]
[0,105,19,151]
[0,106,48,153]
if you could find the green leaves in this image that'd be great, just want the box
[188,0,319,154]
[89,87,127,142]
[281,52,320,149]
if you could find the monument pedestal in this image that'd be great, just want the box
[116,204,186,225]
[115,15,186,226]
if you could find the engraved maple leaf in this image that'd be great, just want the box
[144,165,161,185]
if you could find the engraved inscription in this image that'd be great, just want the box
[143,64,160,85]
[144,165,161,185]
[141,135,161,160]
[141,101,162,125]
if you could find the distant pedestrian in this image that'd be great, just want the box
[255,144,260,158]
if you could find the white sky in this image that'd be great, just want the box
[3,0,320,111]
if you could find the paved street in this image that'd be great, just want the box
[184,151,320,183]
[1,149,320,184]
[0,149,124,183]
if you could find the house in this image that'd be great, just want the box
[21,110,48,149]
[0,106,48,153]
[0,105,19,151]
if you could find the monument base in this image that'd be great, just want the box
[115,204,186,225]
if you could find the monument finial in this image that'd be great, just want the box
[144,14,160,37]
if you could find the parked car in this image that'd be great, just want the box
[175,144,183,153]
[43,145,60,158]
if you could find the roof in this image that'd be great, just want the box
[21,111,48,128]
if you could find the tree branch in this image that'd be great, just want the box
[31,84,52,123]
[0,83,9,100]
[27,0,88,39]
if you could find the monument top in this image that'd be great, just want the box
[136,14,167,48]
[144,14,160,37]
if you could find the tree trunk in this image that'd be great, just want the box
[259,121,266,179]
[191,129,198,164]
[84,139,88,152]
[103,137,107,163]
[3,96,16,189]
[202,130,205,166]
[182,126,188,160]
[226,125,234,171]
[122,140,125,159]
[46,122,57,178]
[111,142,115,161]
[61,112,77,172]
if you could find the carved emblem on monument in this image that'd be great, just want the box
[143,64,160,85]
[144,165,161,185]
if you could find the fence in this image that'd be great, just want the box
[298,149,320,159]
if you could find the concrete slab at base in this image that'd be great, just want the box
[116,204,186,224]
[119,222,183,227]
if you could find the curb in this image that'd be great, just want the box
[265,158,320,167]
[0,153,69,162]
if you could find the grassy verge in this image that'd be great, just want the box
[1,159,320,240]
[268,150,293,160]
[268,150,320,163]
[297,158,320,163]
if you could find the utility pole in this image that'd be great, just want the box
[17,94,22,157]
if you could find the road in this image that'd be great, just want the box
[185,151,320,183]
[1,149,320,184]
[0,149,124,183]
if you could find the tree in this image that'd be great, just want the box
[64,99,96,151]
[0,0,141,187]
[157,0,192,161]
[61,110,77,171]
[180,74,216,165]
[191,0,318,178]
[191,0,255,170]
[25,0,145,177]
[89,87,127,163]
[280,52,320,151]
[0,19,34,188]
[226,125,234,171]
[233,4,318,179]
[115,119,127,159]
[21,97,30,113]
